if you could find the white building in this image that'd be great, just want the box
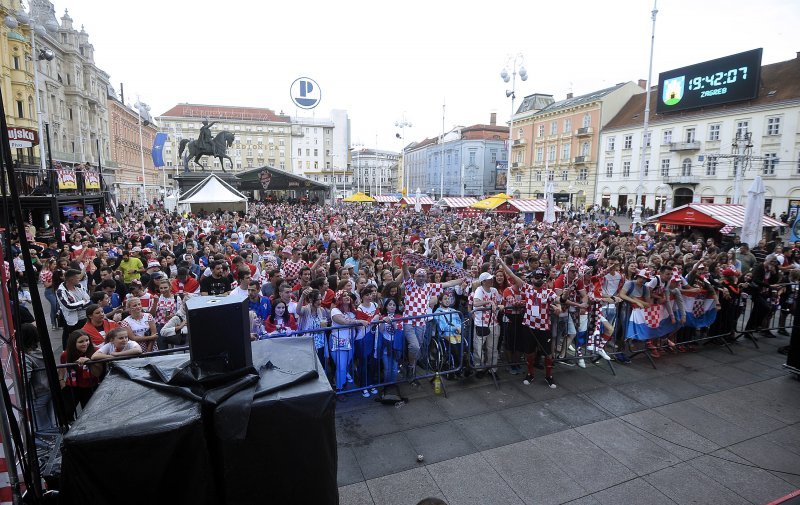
[291,109,350,178]
[595,53,800,217]
[350,148,398,196]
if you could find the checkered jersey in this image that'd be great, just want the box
[522,284,558,331]
[282,259,305,282]
[403,278,443,326]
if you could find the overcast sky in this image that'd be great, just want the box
[52,0,799,151]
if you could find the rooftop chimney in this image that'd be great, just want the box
[490,112,497,125]
[638,79,647,89]
[566,92,573,99]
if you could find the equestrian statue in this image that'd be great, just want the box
[179,119,235,172]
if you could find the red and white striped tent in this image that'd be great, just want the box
[399,196,436,212]
[648,203,785,234]
[373,195,399,205]
[492,199,563,221]
[435,197,479,217]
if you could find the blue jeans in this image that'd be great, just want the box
[332,349,350,390]
[44,289,58,327]
[403,324,426,375]
[354,331,376,388]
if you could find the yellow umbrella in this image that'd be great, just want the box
[342,192,376,203]
[471,193,512,210]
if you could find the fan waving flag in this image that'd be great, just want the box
[682,290,717,328]
[152,132,168,168]
[626,303,681,341]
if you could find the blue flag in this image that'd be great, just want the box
[152,132,168,168]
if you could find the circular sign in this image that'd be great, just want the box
[290,77,321,109]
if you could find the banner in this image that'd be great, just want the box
[55,161,77,190]
[402,253,471,281]
[791,212,800,243]
[84,167,100,189]
[152,132,168,168]
[682,290,717,328]
[626,304,681,341]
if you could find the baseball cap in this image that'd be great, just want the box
[147,261,161,269]
[478,272,494,283]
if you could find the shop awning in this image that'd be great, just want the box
[373,195,399,204]
[648,203,785,229]
[436,197,477,208]
[471,193,513,210]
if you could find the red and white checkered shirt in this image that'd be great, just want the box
[281,259,305,282]
[403,278,443,326]
[522,284,558,331]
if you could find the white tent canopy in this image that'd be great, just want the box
[178,173,248,212]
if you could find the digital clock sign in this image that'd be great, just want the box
[656,48,762,114]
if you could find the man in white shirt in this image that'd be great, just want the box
[472,272,503,379]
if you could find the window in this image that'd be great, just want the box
[582,113,591,128]
[537,125,544,138]
[766,116,781,136]
[708,124,720,141]
[535,147,543,162]
[797,157,800,176]
[706,155,718,176]
[622,161,631,178]
[607,137,615,151]
[662,130,672,144]
[561,170,568,181]
[605,162,613,178]
[644,160,649,177]
[547,171,555,181]
[561,143,570,160]
[681,158,692,176]
[735,120,749,138]
[660,159,670,177]
[490,150,497,163]
[763,153,778,175]
[563,119,571,134]
[13,56,20,70]
[515,174,522,183]
[535,171,542,182]
[550,121,557,135]
[314,149,318,156]
[547,145,556,161]
[623,135,632,149]
[297,148,301,156]
[578,168,588,181]
[580,142,590,157]
[517,127,523,139]
[305,149,310,156]
[16,100,24,118]
[685,128,696,143]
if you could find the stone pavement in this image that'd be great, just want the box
[336,337,800,505]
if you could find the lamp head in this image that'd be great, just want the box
[15,10,30,25]
[519,66,528,81]
[500,68,509,83]
[34,24,46,37]
[39,48,55,61]
[4,15,19,29]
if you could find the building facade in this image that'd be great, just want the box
[157,104,293,176]
[2,1,112,169]
[107,91,159,204]
[290,110,350,180]
[404,115,508,198]
[511,82,645,208]
[349,148,398,196]
[595,54,800,217]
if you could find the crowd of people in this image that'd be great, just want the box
[7,198,797,420]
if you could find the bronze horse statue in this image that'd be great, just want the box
[179,131,235,172]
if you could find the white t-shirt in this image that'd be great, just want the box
[601,272,623,298]
[473,286,501,327]
[97,341,141,354]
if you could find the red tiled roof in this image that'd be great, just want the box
[159,103,291,123]
[605,56,800,130]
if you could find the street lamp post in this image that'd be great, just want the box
[501,54,528,197]
[634,0,659,225]
[134,99,153,206]
[395,116,412,195]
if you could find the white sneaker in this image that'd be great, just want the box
[361,389,371,398]
[577,359,586,368]
[370,388,378,395]
[597,348,612,361]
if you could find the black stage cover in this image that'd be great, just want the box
[60,337,338,505]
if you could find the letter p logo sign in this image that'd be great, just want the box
[291,77,321,109]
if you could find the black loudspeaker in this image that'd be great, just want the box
[786,294,800,372]
[186,295,252,372]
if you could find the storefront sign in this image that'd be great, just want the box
[6,127,38,148]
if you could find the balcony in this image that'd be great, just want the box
[4,165,104,197]
[663,175,699,185]
[573,155,590,164]
[511,162,521,168]
[576,127,593,136]
[669,141,702,151]
[512,138,526,146]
